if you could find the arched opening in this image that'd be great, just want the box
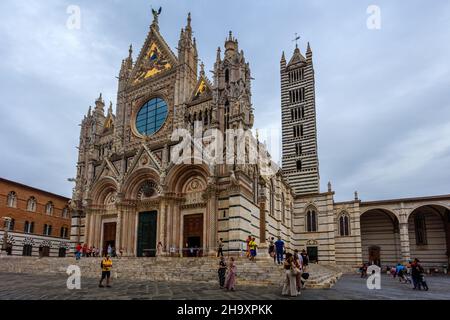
[339,213,350,237]
[225,69,230,84]
[360,208,400,266]
[408,204,449,269]
[305,207,318,232]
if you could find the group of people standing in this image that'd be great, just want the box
[75,243,123,260]
[360,258,430,291]
[268,237,310,297]
[268,237,310,266]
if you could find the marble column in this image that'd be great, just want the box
[399,222,411,263]
[207,189,217,256]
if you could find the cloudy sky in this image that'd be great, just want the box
[0,0,449,201]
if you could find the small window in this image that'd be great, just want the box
[296,160,302,171]
[60,227,69,239]
[7,191,17,208]
[27,197,37,212]
[4,218,15,231]
[62,207,69,219]
[24,221,34,234]
[43,224,52,236]
[45,202,54,215]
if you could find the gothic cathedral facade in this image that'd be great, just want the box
[71,12,450,269]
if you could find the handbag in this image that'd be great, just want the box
[291,267,300,276]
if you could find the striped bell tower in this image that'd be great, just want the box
[281,41,320,195]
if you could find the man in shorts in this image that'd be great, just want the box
[99,255,113,288]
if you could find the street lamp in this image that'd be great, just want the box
[1,217,12,256]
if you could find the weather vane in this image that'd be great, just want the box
[292,33,301,48]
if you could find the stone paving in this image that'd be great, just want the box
[0,272,449,300]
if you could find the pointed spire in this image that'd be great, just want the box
[216,47,221,63]
[95,93,105,115]
[328,181,332,193]
[200,61,205,76]
[128,44,133,59]
[88,106,92,117]
[306,42,313,61]
[187,12,192,29]
[185,12,192,39]
[108,101,113,114]
[281,51,286,62]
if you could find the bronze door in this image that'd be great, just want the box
[103,222,117,256]
[183,214,203,257]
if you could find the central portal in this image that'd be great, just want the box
[137,211,158,257]
[183,214,204,257]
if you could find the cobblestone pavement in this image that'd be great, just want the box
[0,272,449,300]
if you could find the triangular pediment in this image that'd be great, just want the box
[94,158,120,183]
[130,26,178,85]
[125,144,163,177]
[189,75,212,105]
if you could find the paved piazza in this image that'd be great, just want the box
[0,273,449,300]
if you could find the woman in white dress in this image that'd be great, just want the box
[282,253,299,297]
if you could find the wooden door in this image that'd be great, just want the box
[368,246,381,266]
[183,214,203,257]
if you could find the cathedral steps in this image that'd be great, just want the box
[0,256,341,289]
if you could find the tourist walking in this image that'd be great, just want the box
[217,238,224,257]
[82,243,88,257]
[411,258,421,290]
[218,256,227,289]
[75,243,82,260]
[249,237,258,261]
[282,253,299,297]
[275,237,285,265]
[245,235,252,258]
[268,237,276,264]
[412,259,428,290]
[301,249,309,270]
[107,244,113,257]
[224,257,237,291]
[98,255,113,288]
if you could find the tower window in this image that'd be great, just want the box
[289,88,306,104]
[296,160,302,171]
[295,143,302,156]
[225,69,230,84]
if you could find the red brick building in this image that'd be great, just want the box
[0,177,71,257]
